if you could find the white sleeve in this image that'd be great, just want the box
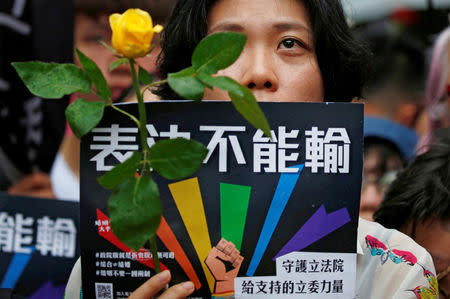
[356,218,438,299]
[65,257,82,299]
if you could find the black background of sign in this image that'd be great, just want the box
[0,193,80,298]
[81,101,363,298]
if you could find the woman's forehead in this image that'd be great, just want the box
[207,0,312,32]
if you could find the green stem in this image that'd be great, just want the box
[141,79,168,98]
[150,236,162,274]
[110,104,140,127]
[131,59,161,275]
[147,79,168,87]
[129,59,150,174]
[98,40,117,53]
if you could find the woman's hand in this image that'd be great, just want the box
[129,270,195,299]
[7,172,55,199]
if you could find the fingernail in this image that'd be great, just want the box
[182,281,194,291]
[157,270,170,282]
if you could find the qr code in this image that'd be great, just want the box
[95,282,113,299]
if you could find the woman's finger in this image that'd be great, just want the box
[129,270,171,299]
[158,281,195,299]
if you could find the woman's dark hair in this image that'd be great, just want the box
[374,130,450,237]
[154,0,371,102]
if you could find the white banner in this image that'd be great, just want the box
[235,252,356,298]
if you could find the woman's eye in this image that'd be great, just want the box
[278,38,301,49]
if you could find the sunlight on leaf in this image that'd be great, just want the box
[12,61,91,99]
[192,32,246,75]
[229,85,271,137]
[65,98,105,138]
[197,73,244,97]
[168,67,204,101]
[76,49,111,100]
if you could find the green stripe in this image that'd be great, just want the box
[220,183,251,251]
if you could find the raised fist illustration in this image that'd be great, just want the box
[205,238,244,294]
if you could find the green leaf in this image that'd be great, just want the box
[98,151,142,189]
[76,49,111,100]
[150,138,208,180]
[65,98,105,138]
[229,85,271,137]
[109,58,128,71]
[11,61,91,99]
[108,176,162,251]
[168,66,204,101]
[197,74,244,97]
[192,32,246,75]
[138,66,152,85]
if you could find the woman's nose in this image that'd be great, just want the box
[241,47,278,92]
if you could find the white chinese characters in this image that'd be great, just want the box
[90,124,191,171]
[36,216,77,258]
[253,127,300,173]
[0,213,33,254]
[89,124,351,174]
[90,125,139,171]
[201,126,246,172]
[0,213,77,257]
[305,127,350,174]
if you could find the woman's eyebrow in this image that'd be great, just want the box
[273,21,311,34]
[209,21,311,35]
[208,22,244,33]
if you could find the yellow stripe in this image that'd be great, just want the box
[168,178,215,293]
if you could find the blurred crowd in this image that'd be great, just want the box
[0,0,449,297]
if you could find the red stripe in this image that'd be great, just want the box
[96,209,168,271]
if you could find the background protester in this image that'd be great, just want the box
[416,26,450,154]
[360,116,418,221]
[0,0,73,198]
[356,19,426,129]
[374,129,450,298]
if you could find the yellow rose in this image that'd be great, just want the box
[109,9,163,59]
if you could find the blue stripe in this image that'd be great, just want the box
[1,247,34,289]
[246,165,304,276]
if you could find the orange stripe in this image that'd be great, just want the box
[157,216,202,290]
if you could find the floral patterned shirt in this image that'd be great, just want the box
[356,218,437,299]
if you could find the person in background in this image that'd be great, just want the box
[416,26,450,153]
[1,0,73,198]
[50,0,175,201]
[355,16,426,130]
[360,116,418,221]
[374,129,450,298]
